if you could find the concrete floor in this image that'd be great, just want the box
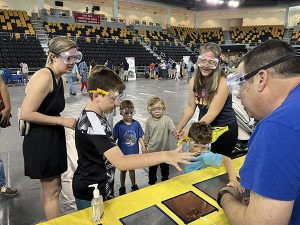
[0,78,199,225]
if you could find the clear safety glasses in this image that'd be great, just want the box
[189,141,210,154]
[227,55,297,96]
[59,51,83,64]
[150,106,164,113]
[197,55,219,69]
[89,88,126,104]
[121,109,136,115]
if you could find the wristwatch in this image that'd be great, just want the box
[217,189,235,208]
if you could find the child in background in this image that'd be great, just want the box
[113,100,146,196]
[78,60,88,93]
[72,66,194,210]
[144,96,176,185]
[182,121,243,191]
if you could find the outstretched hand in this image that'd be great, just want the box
[173,129,189,139]
[164,145,195,171]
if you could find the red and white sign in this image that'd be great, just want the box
[74,12,101,24]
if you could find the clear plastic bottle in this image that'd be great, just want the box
[88,184,104,222]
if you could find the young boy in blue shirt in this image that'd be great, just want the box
[113,100,146,195]
[183,122,242,191]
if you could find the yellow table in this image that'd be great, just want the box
[38,157,245,225]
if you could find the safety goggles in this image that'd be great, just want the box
[121,109,135,115]
[197,55,219,69]
[150,106,164,113]
[227,55,297,96]
[189,140,210,154]
[89,88,126,104]
[59,51,83,64]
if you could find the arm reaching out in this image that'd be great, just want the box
[223,156,244,193]
[104,145,195,171]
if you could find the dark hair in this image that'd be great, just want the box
[90,60,96,68]
[88,65,125,99]
[120,100,134,111]
[242,40,300,79]
[188,122,212,145]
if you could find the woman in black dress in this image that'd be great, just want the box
[20,36,80,219]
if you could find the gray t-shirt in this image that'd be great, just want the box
[144,115,175,152]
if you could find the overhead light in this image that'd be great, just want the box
[218,0,224,4]
[228,0,240,7]
[206,0,219,5]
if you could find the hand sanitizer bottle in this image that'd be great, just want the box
[88,184,104,222]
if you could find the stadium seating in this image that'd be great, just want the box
[136,30,174,43]
[0,36,46,68]
[77,37,157,66]
[0,9,34,35]
[230,25,284,43]
[170,26,224,46]
[44,22,133,40]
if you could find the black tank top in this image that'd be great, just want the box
[37,67,65,117]
[195,92,236,127]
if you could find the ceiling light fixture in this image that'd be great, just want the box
[228,0,240,8]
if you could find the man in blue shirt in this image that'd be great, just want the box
[218,40,300,225]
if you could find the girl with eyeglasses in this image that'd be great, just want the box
[175,42,238,158]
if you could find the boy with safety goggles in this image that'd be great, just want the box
[180,122,243,192]
[113,100,146,196]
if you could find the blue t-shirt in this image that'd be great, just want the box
[182,142,222,173]
[240,84,300,225]
[113,119,144,155]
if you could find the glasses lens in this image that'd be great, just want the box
[198,56,218,69]
[60,51,83,64]
[114,91,126,104]
[122,109,135,115]
[151,107,163,112]
[227,73,244,96]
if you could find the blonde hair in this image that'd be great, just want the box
[46,36,77,65]
[147,96,166,113]
[194,42,225,107]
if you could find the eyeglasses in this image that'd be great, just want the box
[59,51,83,64]
[189,140,210,154]
[150,106,164,112]
[197,55,219,69]
[89,88,126,104]
[227,54,297,96]
[121,109,135,115]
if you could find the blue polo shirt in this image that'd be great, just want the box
[240,84,300,225]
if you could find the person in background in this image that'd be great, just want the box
[144,96,176,185]
[20,62,29,84]
[175,42,238,157]
[123,60,129,82]
[113,100,146,195]
[218,40,300,225]
[72,66,194,210]
[0,76,19,198]
[89,60,96,77]
[66,63,79,96]
[78,60,88,93]
[149,62,155,79]
[20,36,78,220]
